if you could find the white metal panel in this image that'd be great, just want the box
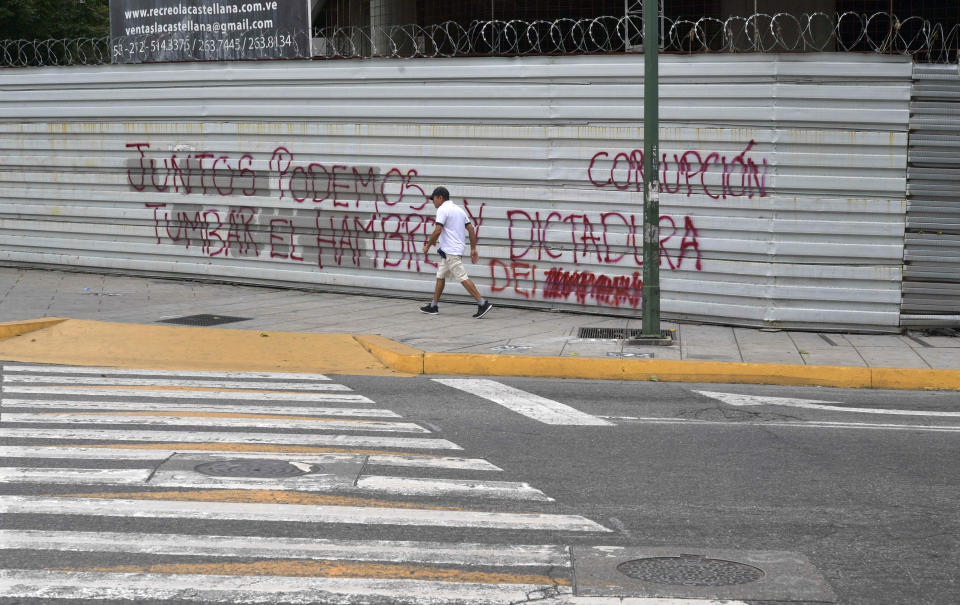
[0,54,910,330]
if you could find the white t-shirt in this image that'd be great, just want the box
[435,200,472,256]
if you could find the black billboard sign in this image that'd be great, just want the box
[110,0,311,63]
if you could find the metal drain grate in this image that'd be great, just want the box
[160,314,250,327]
[617,555,764,587]
[617,555,764,586]
[578,328,644,339]
[572,546,836,602]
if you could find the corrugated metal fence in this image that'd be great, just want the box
[904,63,960,325]
[0,53,911,331]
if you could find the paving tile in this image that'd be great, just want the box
[843,334,913,348]
[560,340,623,358]
[679,324,741,362]
[914,349,960,370]
[788,331,854,351]
[798,349,867,367]
[734,328,805,364]
[902,334,960,349]
[857,346,931,369]
[620,344,681,360]
[500,339,567,356]
[680,324,738,347]
[681,351,743,362]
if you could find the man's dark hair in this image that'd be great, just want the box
[430,186,450,201]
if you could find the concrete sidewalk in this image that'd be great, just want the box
[1,266,958,386]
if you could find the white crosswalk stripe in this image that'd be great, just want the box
[3,412,431,433]
[2,495,599,529]
[434,378,614,426]
[2,375,352,390]
[1,398,398,416]
[0,570,746,604]
[0,427,464,449]
[3,365,334,380]
[0,530,572,567]
[0,570,550,604]
[0,446,503,471]
[2,385,372,401]
[0,468,554,501]
[0,363,621,604]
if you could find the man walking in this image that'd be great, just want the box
[420,186,493,318]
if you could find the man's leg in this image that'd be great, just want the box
[462,279,493,318]
[421,278,445,314]
[461,279,483,302]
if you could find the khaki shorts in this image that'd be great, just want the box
[436,255,469,282]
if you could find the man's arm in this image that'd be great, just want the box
[423,224,443,253]
[466,223,479,263]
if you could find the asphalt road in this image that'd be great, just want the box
[1,363,957,604]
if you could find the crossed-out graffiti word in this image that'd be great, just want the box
[588,139,769,200]
[489,260,646,308]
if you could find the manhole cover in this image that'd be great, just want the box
[617,555,764,586]
[194,459,320,478]
[578,328,643,339]
[159,314,250,327]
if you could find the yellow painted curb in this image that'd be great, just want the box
[368,339,957,391]
[871,367,960,391]
[354,334,424,375]
[0,317,68,341]
[424,353,624,381]
[619,359,874,388]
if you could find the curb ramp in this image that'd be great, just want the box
[0,318,409,376]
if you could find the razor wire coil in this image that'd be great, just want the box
[2,12,958,67]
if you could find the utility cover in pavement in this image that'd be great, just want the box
[159,314,250,326]
[194,459,322,478]
[617,555,762,586]
[149,453,364,490]
[572,546,836,602]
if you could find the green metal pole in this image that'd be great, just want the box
[641,0,661,337]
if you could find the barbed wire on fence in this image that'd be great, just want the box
[2,12,958,68]
[0,29,312,67]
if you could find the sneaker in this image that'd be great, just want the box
[420,304,439,315]
[472,301,493,319]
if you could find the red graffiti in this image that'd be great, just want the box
[588,140,769,199]
[127,143,258,197]
[131,140,715,311]
[506,210,702,271]
[543,268,644,308]
[145,203,260,258]
[489,260,540,299]
[268,218,304,262]
[127,143,428,211]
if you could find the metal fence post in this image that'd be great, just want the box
[640,0,661,338]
